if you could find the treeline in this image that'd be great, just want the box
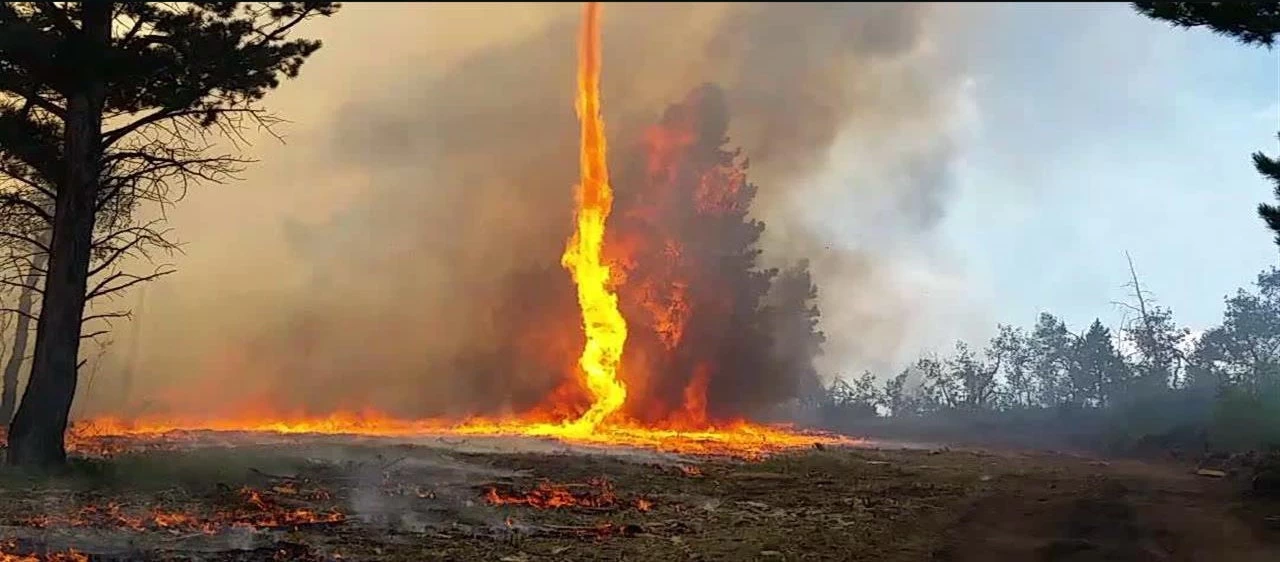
[818,265,1280,454]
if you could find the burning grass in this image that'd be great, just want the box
[61,414,856,460]
[0,437,906,560]
[481,477,653,512]
[12,485,345,535]
[0,540,87,562]
[2,438,1274,561]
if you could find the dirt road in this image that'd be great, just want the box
[933,451,1280,562]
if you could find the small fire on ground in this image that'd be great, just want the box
[14,486,344,536]
[482,477,652,512]
[0,540,86,562]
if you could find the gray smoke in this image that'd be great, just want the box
[78,3,977,418]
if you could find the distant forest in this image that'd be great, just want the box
[812,2,1280,457]
[815,259,1280,454]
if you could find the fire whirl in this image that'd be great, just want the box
[556,0,628,436]
[62,2,856,460]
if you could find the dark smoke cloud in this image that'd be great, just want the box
[81,3,975,417]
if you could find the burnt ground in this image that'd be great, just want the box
[0,437,1277,561]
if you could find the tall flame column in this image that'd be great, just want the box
[559,1,628,435]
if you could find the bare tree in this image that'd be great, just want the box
[0,146,49,427]
[1115,252,1189,390]
[0,296,16,426]
[0,250,40,424]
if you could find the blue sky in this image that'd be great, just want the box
[937,3,1279,333]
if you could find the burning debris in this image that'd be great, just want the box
[481,477,652,512]
[15,486,344,536]
[21,502,205,533]
[231,487,346,529]
[0,540,87,562]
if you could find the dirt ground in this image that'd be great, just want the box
[0,436,1277,561]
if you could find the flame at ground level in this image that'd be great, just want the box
[67,414,855,458]
[45,4,855,463]
[0,540,87,562]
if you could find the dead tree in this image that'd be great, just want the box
[0,249,42,424]
[1113,252,1188,391]
[0,140,49,425]
[0,298,15,426]
[1126,252,1160,365]
[0,2,339,468]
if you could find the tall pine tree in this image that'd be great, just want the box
[0,2,338,468]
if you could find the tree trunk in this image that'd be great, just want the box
[0,255,46,424]
[7,3,111,469]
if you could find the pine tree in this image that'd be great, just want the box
[767,259,826,406]
[1074,320,1129,407]
[477,83,827,425]
[1132,2,1280,47]
[1030,313,1077,407]
[609,83,796,422]
[1254,136,1280,247]
[0,2,338,468]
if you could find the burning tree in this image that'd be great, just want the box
[610,83,819,425]
[0,2,339,468]
[32,2,852,462]
[468,83,826,427]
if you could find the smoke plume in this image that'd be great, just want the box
[74,3,977,420]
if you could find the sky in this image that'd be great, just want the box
[64,3,1280,414]
[935,3,1279,338]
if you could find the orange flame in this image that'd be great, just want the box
[557,1,627,435]
[17,487,344,536]
[482,477,620,510]
[678,363,711,427]
[64,413,853,459]
[42,2,861,461]
[0,540,87,562]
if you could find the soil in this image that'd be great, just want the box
[0,438,1276,561]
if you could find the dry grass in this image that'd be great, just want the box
[0,440,1276,561]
